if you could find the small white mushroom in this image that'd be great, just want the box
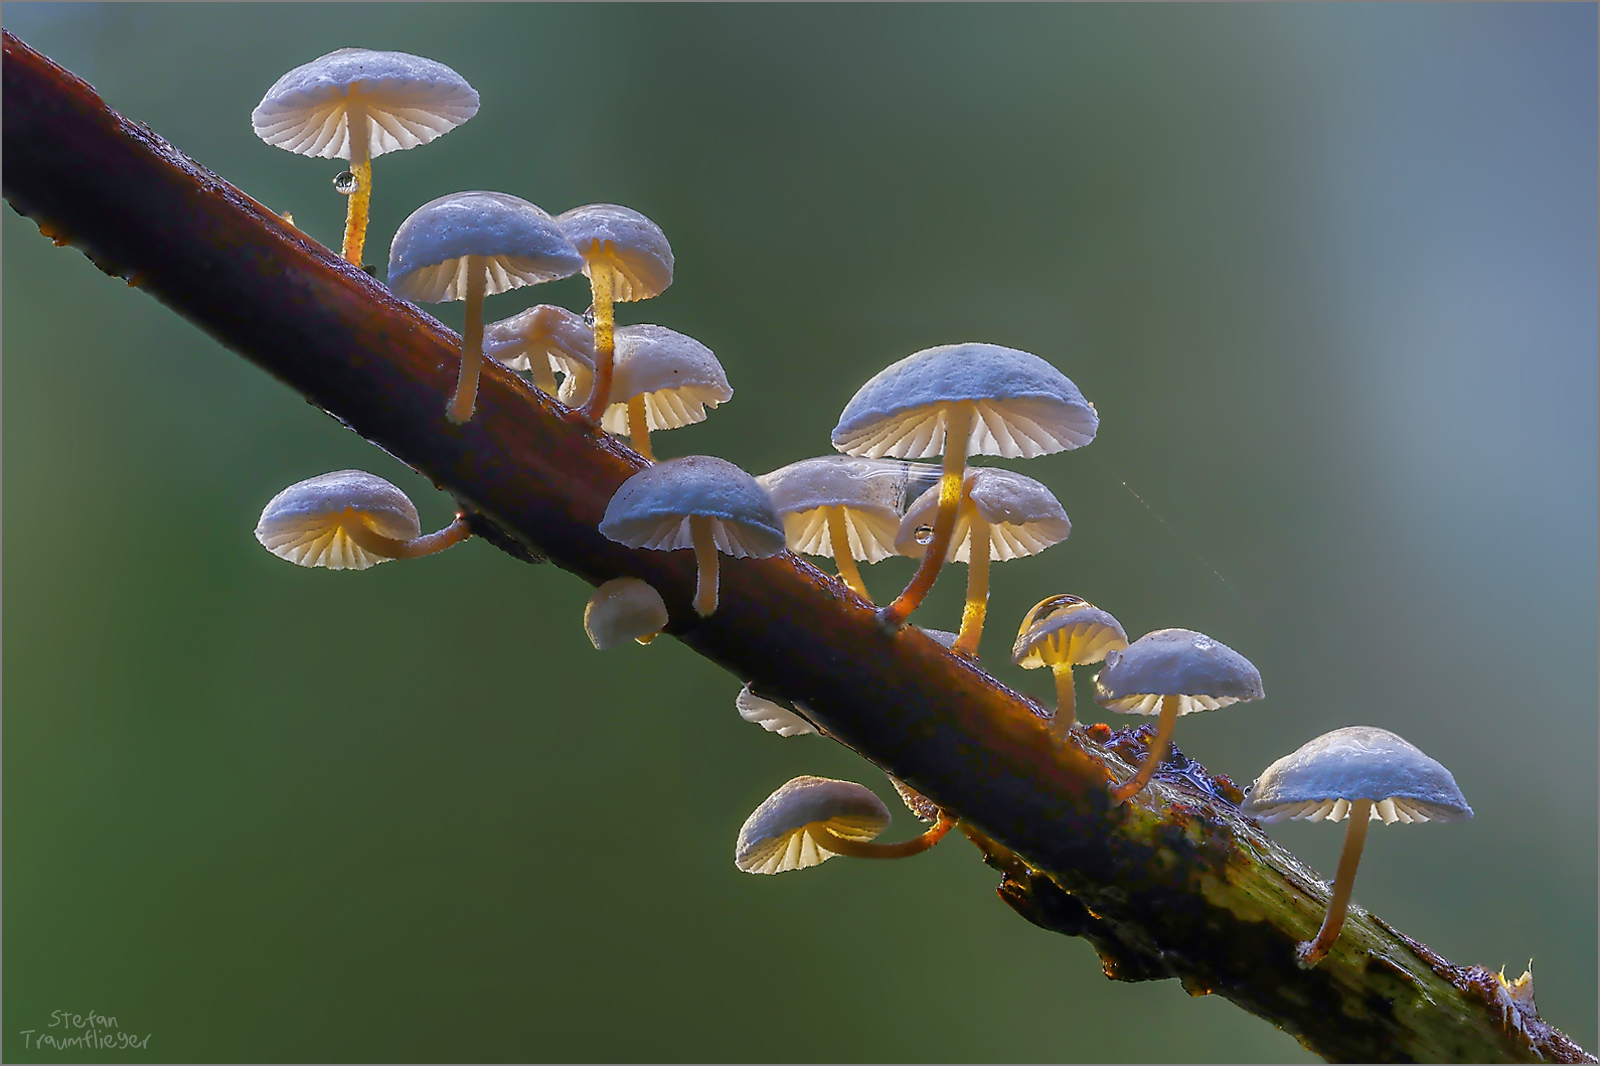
[560,324,731,461]
[757,456,910,602]
[734,776,955,875]
[555,203,674,422]
[895,467,1071,654]
[1012,595,1129,730]
[831,343,1096,629]
[484,304,594,396]
[734,684,815,737]
[252,48,478,266]
[254,469,470,570]
[598,456,785,618]
[1242,726,1472,967]
[583,577,669,649]
[388,192,582,424]
[1094,628,1263,802]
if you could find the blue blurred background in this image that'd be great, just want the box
[4,4,1594,1061]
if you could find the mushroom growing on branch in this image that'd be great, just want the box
[734,776,955,875]
[562,324,731,461]
[251,48,478,266]
[1242,726,1472,968]
[254,469,470,570]
[483,304,594,396]
[583,577,670,649]
[757,455,910,602]
[1012,595,1128,730]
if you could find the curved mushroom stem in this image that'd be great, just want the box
[527,357,559,397]
[811,810,956,859]
[446,257,485,425]
[1051,663,1077,730]
[578,254,616,422]
[878,402,975,630]
[627,394,653,461]
[340,106,371,267]
[1112,694,1182,803]
[1298,799,1373,968]
[952,513,990,655]
[689,514,719,617]
[345,512,473,561]
[826,508,871,601]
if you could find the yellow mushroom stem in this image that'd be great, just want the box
[627,394,653,461]
[578,254,616,422]
[689,514,719,617]
[825,508,871,601]
[1299,798,1373,968]
[340,106,371,267]
[527,358,559,397]
[1112,694,1182,803]
[878,402,976,629]
[810,810,956,859]
[1052,662,1077,729]
[343,512,473,560]
[446,257,485,425]
[952,513,990,655]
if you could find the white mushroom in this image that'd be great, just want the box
[484,304,594,396]
[559,324,730,461]
[734,776,955,875]
[254,469,470,570]
[1012,595,1129,730]
[583,577,669,649]
[757,456,910,602]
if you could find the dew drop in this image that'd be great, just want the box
[582,305,597,327]
[333,171,357,195]
[914,525,935,545]
[1192,638,1215,651]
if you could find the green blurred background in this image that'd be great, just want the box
[4,4,1595,1062]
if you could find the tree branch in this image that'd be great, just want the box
[3,30,1589,1064]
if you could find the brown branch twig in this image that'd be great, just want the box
[3,30,1590,1064]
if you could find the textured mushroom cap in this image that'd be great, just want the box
[831,343,1099,459]
[388,192,582,303]
[757,456,909,563]
[1094,628,1264,716]
[1013,595,1129,669]
[556,203,674,302]
[484,304,594,380]
[252,48,479,160]
[734,776,891,874]
[734,684,815,738]
[583,577,669,650]
[1243,726,1473,825]
[599,456,786,558]
[896,467,1070,563]
[254,469,420,571]
[563,325,731,433]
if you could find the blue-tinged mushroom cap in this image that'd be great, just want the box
[1242,726,1473,825]
[1094,628,1264,716]
[599,456,785,557]
[734,776,891,874]
[757,456,910,563]
[1013,595,1129,668]
[388,191,582,303]
[254,469,420,570]
[556,203,674,302]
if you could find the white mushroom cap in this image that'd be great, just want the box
[484,304,594,380]
[599,456,786,558]
[1012,594,1129,669]
[756,456,910,563]
[1094,628,1264,716]
[831,343,1099,459]
[387,191,582,303]
[583,577,669,649]
[1243,726,1473,825]
[734,684,815,737]
[555,203,674,302]
[254,469,420,570]
[734,776,891,874]
[561,324,731,433]
[895,467,1071,562]
[252,48,478,160]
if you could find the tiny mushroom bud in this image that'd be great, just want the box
[1095,628,1263,803]
[896,467,1070,654]
[555,204,674,422]
[756,456,911,602]
[598,456,785,618]
[734,684,815,737]
[583,577,669,649]
[561,325,731,462]
[254,469,470,570]
[1012,594,1129,731]
[831,343,1097,630]
[1241,726,1472,968]
[484,304,594,396]
[734,776,955,875]
[388,191,582,424]
[252,48,478,266]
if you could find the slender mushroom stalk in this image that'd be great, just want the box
[339,105,372,265]
[1012,595,1128,732]
[1053,664,1078,726]
[825,508,870,599]
[809,809,956,858]
[879,401,973,628]
[582,256,616,422]
[952,510,990,654]
[756,456,910,606]
[447,256,486,424]
[1112,694,1182,803]
[1299,798,1373,967]
[689,514,720,617]
[342,510,472,560]
[254,470,472,570]
[735,776,956,875]
[627,393,652,460]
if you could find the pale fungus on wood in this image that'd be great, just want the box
[562,324,731,462]
[483,304,594,396]
[734,776,955,875]
[254,469,470,570]
[757,455,910,602]
[734,683,816,737]
[583,576,670,649]
[1012,594,1129,730]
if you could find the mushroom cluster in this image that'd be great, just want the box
[247,49,1482,978]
